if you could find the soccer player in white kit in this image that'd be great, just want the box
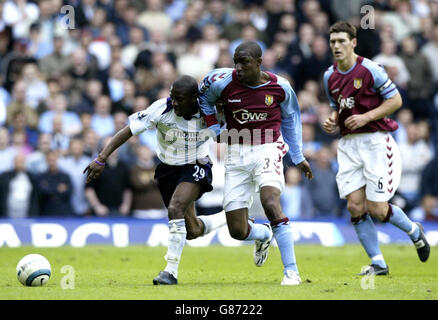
[322,21,430,275]
[84,76,227,285]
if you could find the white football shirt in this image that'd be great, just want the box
[128,97,213,166]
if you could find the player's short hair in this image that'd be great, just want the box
[329,21,357,40]
[235,41,262,59]
[172,75,198,96]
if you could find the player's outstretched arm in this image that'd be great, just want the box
[83,125,133,183]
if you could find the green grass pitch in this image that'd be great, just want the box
[1,244,437,300]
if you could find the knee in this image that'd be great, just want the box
[260,195,281,219]
[368,203,390,221]
[228,223,248,240]
[347,200,366,217]
[168,201,185,220]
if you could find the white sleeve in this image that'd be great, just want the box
[128,98,167,136]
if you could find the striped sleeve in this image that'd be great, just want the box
[323,66,338,110]
[362,58,399,99]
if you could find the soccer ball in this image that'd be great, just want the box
[16,254,51,286]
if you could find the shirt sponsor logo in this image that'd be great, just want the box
[232,109,268,124]
[337,94,355,110]
[228,99,241,103]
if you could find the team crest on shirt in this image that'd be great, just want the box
[265,94,274,106]
[353,78,362,89]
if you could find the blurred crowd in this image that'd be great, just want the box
[1,0,438,221]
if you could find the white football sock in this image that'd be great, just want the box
[197,210,227,236]
[164,219,187,279]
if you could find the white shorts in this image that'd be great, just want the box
[336,131,401,202]
[223,140,288,212]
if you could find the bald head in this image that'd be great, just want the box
[170,75,199,117]
[172,75,198,96]
[235,41,262,59]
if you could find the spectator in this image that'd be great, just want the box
[26,132,51,175]
[400,36,433,119]
[36,150,74,216]
[73,78,103,115]
[38,93,82,137]
[197,23,222,66]
[2,0,39,39]
[106,61,129,103]
[281,166,314,219]
[112,79,137,115]
[20,62,49,109]
[90,95,115,138]
[198,0,233,33]
[10,129,32,156]
[58,137,92,216]
[229,24,267,58]
[302,123,321,161]
[382,0,421,43]
[6,80,38,129]
[307,146,339,217]
[393,108,414,144]
[85,136,133,216]
[121,26,146,69]
[421,23,438,84]
[82,128,100,158]
[398,122,433,210]
[50,114,70,155]
[410,195,438,222]
[8,110,39,149]
[129,144,165,218]
[137,0,173,37]
[113,111,138,167]
[38,35,71,79]
[373,38,410,89]
[0,127,16,174]
[286,23,315,86]
[0,152,39,217]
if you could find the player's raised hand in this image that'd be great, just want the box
[83,159,106,184]
[344,114,370,131]
[296,159,313,180]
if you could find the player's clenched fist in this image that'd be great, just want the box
[323,112,339,134]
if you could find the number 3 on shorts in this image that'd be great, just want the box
[193,165,205,181]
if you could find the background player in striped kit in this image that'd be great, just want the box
[322,21,430,275]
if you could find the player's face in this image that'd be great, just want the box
[329,32,356,61]
[233,50,260,85]
[170,87,196,117]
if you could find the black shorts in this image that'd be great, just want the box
[154,159,213,208]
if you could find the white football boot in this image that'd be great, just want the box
[281,270,302,286]
[253,223,273,267]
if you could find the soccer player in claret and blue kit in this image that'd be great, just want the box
[322,21,430,275]
[199,41,313,285]
[84,75,227,285]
